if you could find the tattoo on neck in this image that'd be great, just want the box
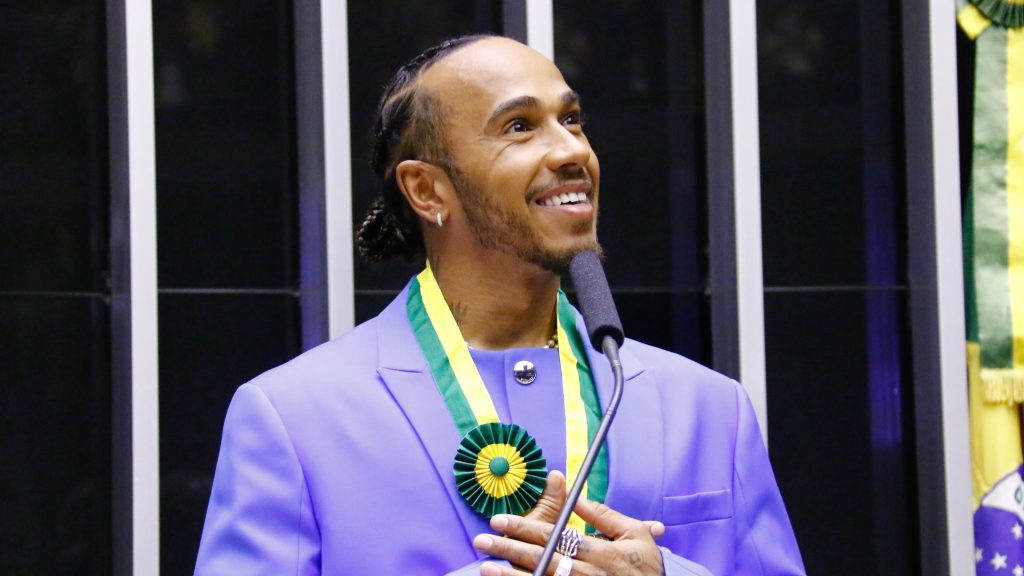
[449,300,468,322]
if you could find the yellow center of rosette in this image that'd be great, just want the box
[474,443,527,498]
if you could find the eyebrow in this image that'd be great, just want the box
[484,90,581,130]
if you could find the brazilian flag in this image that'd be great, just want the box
[959,0,1024,569]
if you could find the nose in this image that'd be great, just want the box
[545,123,591,171]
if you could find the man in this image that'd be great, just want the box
[195,35,805,575]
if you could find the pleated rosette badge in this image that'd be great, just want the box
[970,0,1024,28]
[454,422,547,517]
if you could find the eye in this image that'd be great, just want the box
[562,111,586,128]
[505,119,531,134]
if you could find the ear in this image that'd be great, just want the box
[395,160,454,227]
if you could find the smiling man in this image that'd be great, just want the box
[195,35,805,575]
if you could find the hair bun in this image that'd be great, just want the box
[356,197,417,263]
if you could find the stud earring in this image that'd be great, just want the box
[436,212,443,227]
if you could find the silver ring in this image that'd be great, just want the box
[555,527,582,558]
[436,212,443,227]
[554,555,573,576]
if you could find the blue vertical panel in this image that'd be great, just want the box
[0,3,112,573]
[859,0,911,572]
[758,2,917,574]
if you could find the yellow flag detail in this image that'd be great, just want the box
[969,343,1024,506]
[558,320,589,534]
[417,265,500,425]
[1009,28,1024,371]
[959,3,993,40]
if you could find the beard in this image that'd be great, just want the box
[447,164,601,274]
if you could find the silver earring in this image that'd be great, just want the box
[436,212,443,227]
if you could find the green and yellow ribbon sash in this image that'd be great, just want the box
[959,0,1024,505]
[407,264,607,532]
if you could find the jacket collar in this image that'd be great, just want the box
[376,284,645,379]
[377,285,428,372]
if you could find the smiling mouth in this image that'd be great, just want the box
[532,177,594,208]
[537,191,591,207]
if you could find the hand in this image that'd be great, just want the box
[469,470,567,575]
[522,471,568,524]
[473,490,665,576]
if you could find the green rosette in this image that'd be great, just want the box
[453,422,547,517]
[972,0,1024,28]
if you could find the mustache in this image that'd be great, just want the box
[526,169,593,201]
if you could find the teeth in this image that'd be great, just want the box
[540,192,588,206]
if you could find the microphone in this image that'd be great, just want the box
[534,251,626,576]
[569,251,624,349]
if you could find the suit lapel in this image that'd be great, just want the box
[375,288,490,552]
[578,313,665,522]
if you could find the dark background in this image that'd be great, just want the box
[0,1,926,574]
[0,3,112,574]
[757,2,919,573]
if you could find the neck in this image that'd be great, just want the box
[428,249,559,351]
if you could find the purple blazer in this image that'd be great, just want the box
[195,288,805,575]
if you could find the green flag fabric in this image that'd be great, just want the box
[959,0,1024,507]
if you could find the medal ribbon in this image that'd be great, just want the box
[407,264,607,532]
[959,0,1024,536]
[959,6,1024,571]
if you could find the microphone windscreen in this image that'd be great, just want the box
[569,251,624,349]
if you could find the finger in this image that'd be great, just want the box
[573,498,649,541]
[491,515,613,567]
[524,471,566,523]
[490,513,555,546]
[597,521,663,540]
[479,560,583,576]
[473,533,547,570]
[643,520,666,539]
[479,561,531,576]
[476,538,600,576]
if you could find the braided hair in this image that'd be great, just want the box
[356,34,494,263]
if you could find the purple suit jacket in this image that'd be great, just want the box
[195,288,805,575]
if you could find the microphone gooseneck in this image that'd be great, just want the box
[533,252,626,576]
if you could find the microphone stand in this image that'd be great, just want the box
[533,335,624,576]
